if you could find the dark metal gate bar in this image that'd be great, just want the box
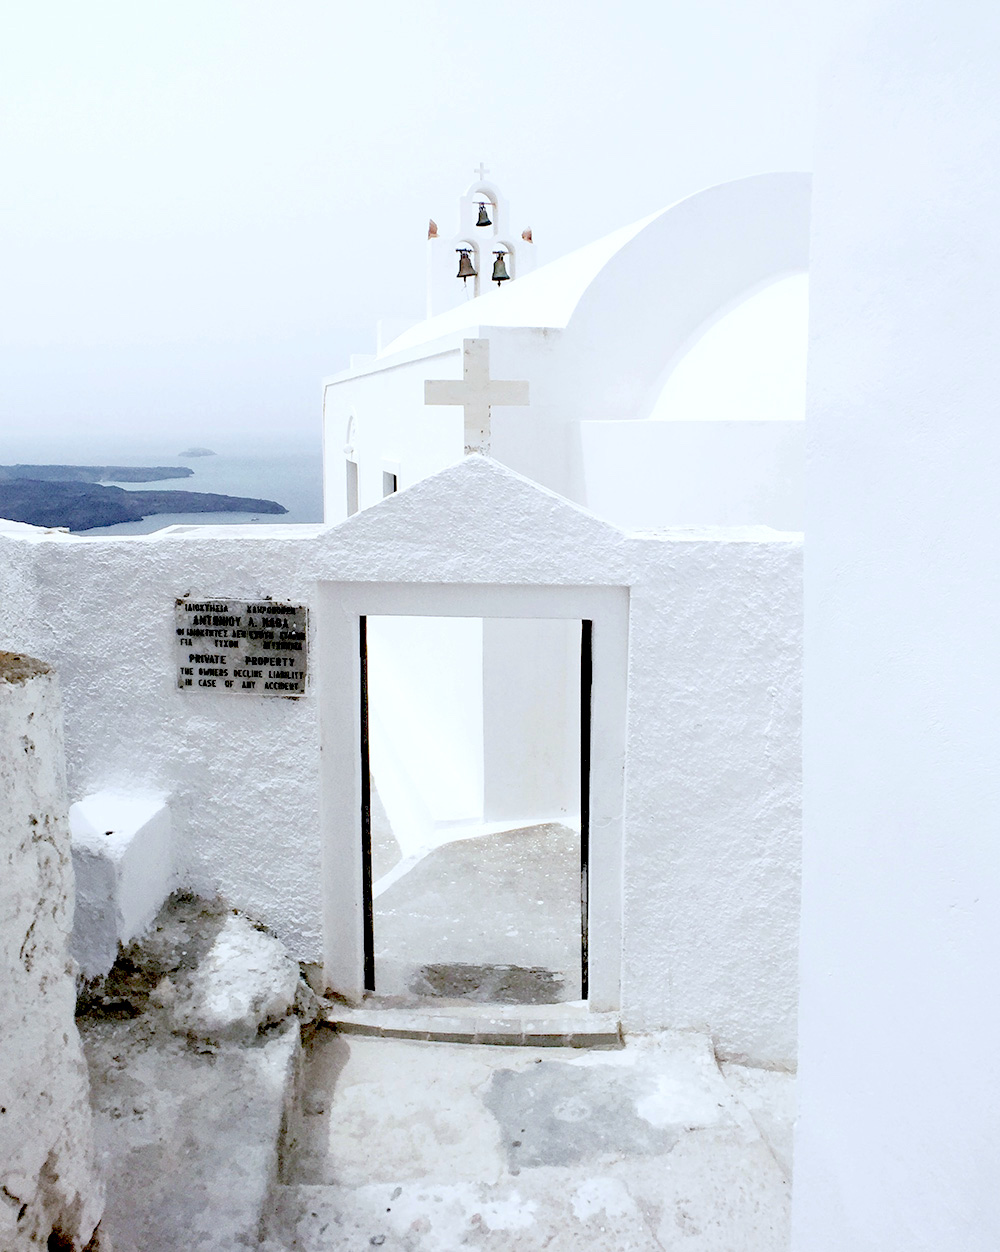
[580,619,593,1000]
[359,615,375,992]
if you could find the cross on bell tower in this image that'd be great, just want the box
[425,338,529,456]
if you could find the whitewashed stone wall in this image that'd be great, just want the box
[0,653,103,1251]
[0,458,801,1065]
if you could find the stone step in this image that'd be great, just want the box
[321,999,622,1047]
[82,1015,300,1252]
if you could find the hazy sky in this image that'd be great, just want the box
[0,1,815,453]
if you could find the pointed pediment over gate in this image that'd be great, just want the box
[315,456,632,586]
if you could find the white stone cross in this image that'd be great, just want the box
[425,338,529,456]
[474,162,490,181]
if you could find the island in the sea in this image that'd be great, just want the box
[178,447,216,458]
[0,464,195,483]
[0,466,287,531]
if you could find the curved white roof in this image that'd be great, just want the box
[382,208,663,355]
[650,273,809,421]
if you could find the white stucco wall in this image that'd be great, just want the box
[482,616,580,825]
[0,459,801,1064]
[367,615,485,837]
[0,654,103,1251]
[793,3,1000,1246]
[578,420,804,531]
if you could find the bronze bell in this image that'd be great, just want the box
[456,248,477,282]
[476,201,492,227]
[492,250,511,284]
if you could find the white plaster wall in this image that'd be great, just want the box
[482,617,580,825]
[623,533,802,1062]
[366,614,579,844]
[578,420,804,531]
[0,527,329,956]
[793,3,1000,1246]
[367,615,485,837]
[647,273,809,422]
[0,459,801,1063]
[0,655,103,1251]
[323,345,464,523]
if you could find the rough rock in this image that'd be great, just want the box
[168,911,302,1043]
[77,893,309,1250]
[0,653,104,1251]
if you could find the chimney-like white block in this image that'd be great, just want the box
[70,791,174,979]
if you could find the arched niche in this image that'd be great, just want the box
[460,180,507,240]
[490,239,516,285]
[344,413,359,516]
[455,238,482,298]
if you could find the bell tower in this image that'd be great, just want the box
[426,165,537,318]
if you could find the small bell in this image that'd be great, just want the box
[456,248,477,282]
[476,202,492,227]
[492,250,511,284]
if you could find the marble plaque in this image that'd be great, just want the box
[175,598,308,696]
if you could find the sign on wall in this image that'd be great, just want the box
[175,598,308,696]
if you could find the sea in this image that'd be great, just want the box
[2,434,325,535]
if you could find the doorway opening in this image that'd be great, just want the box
[358,615,593,1005]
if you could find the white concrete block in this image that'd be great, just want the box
[70,790,175,979]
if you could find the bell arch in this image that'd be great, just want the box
[492,239,516,284]
[466,180,500,233]
[455,238,482,298]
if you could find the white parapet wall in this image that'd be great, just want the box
[0,652,104,1252]
[0,457,801,1066]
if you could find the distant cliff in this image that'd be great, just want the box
[0,464,194,483]
[0,479,287,531]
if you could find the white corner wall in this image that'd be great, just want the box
[794,3,1000,1247]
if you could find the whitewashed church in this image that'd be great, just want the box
[0,168,805,1063]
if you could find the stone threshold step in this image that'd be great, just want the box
[322,1002,622,1047]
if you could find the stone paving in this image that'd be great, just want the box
[374,822,582,1002]
[266,1027,793,1251]
[77,893,793,1251]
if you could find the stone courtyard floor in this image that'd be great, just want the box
[265,1027,793,1252]
[374,821,583,1002]
[79,883,793,1251]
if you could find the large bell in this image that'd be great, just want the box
[476,201,492,227]
[492,250,511,284]
[456,248,477,282]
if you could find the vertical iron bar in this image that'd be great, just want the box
[580,619,593,1000]
[359,615,375,992]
